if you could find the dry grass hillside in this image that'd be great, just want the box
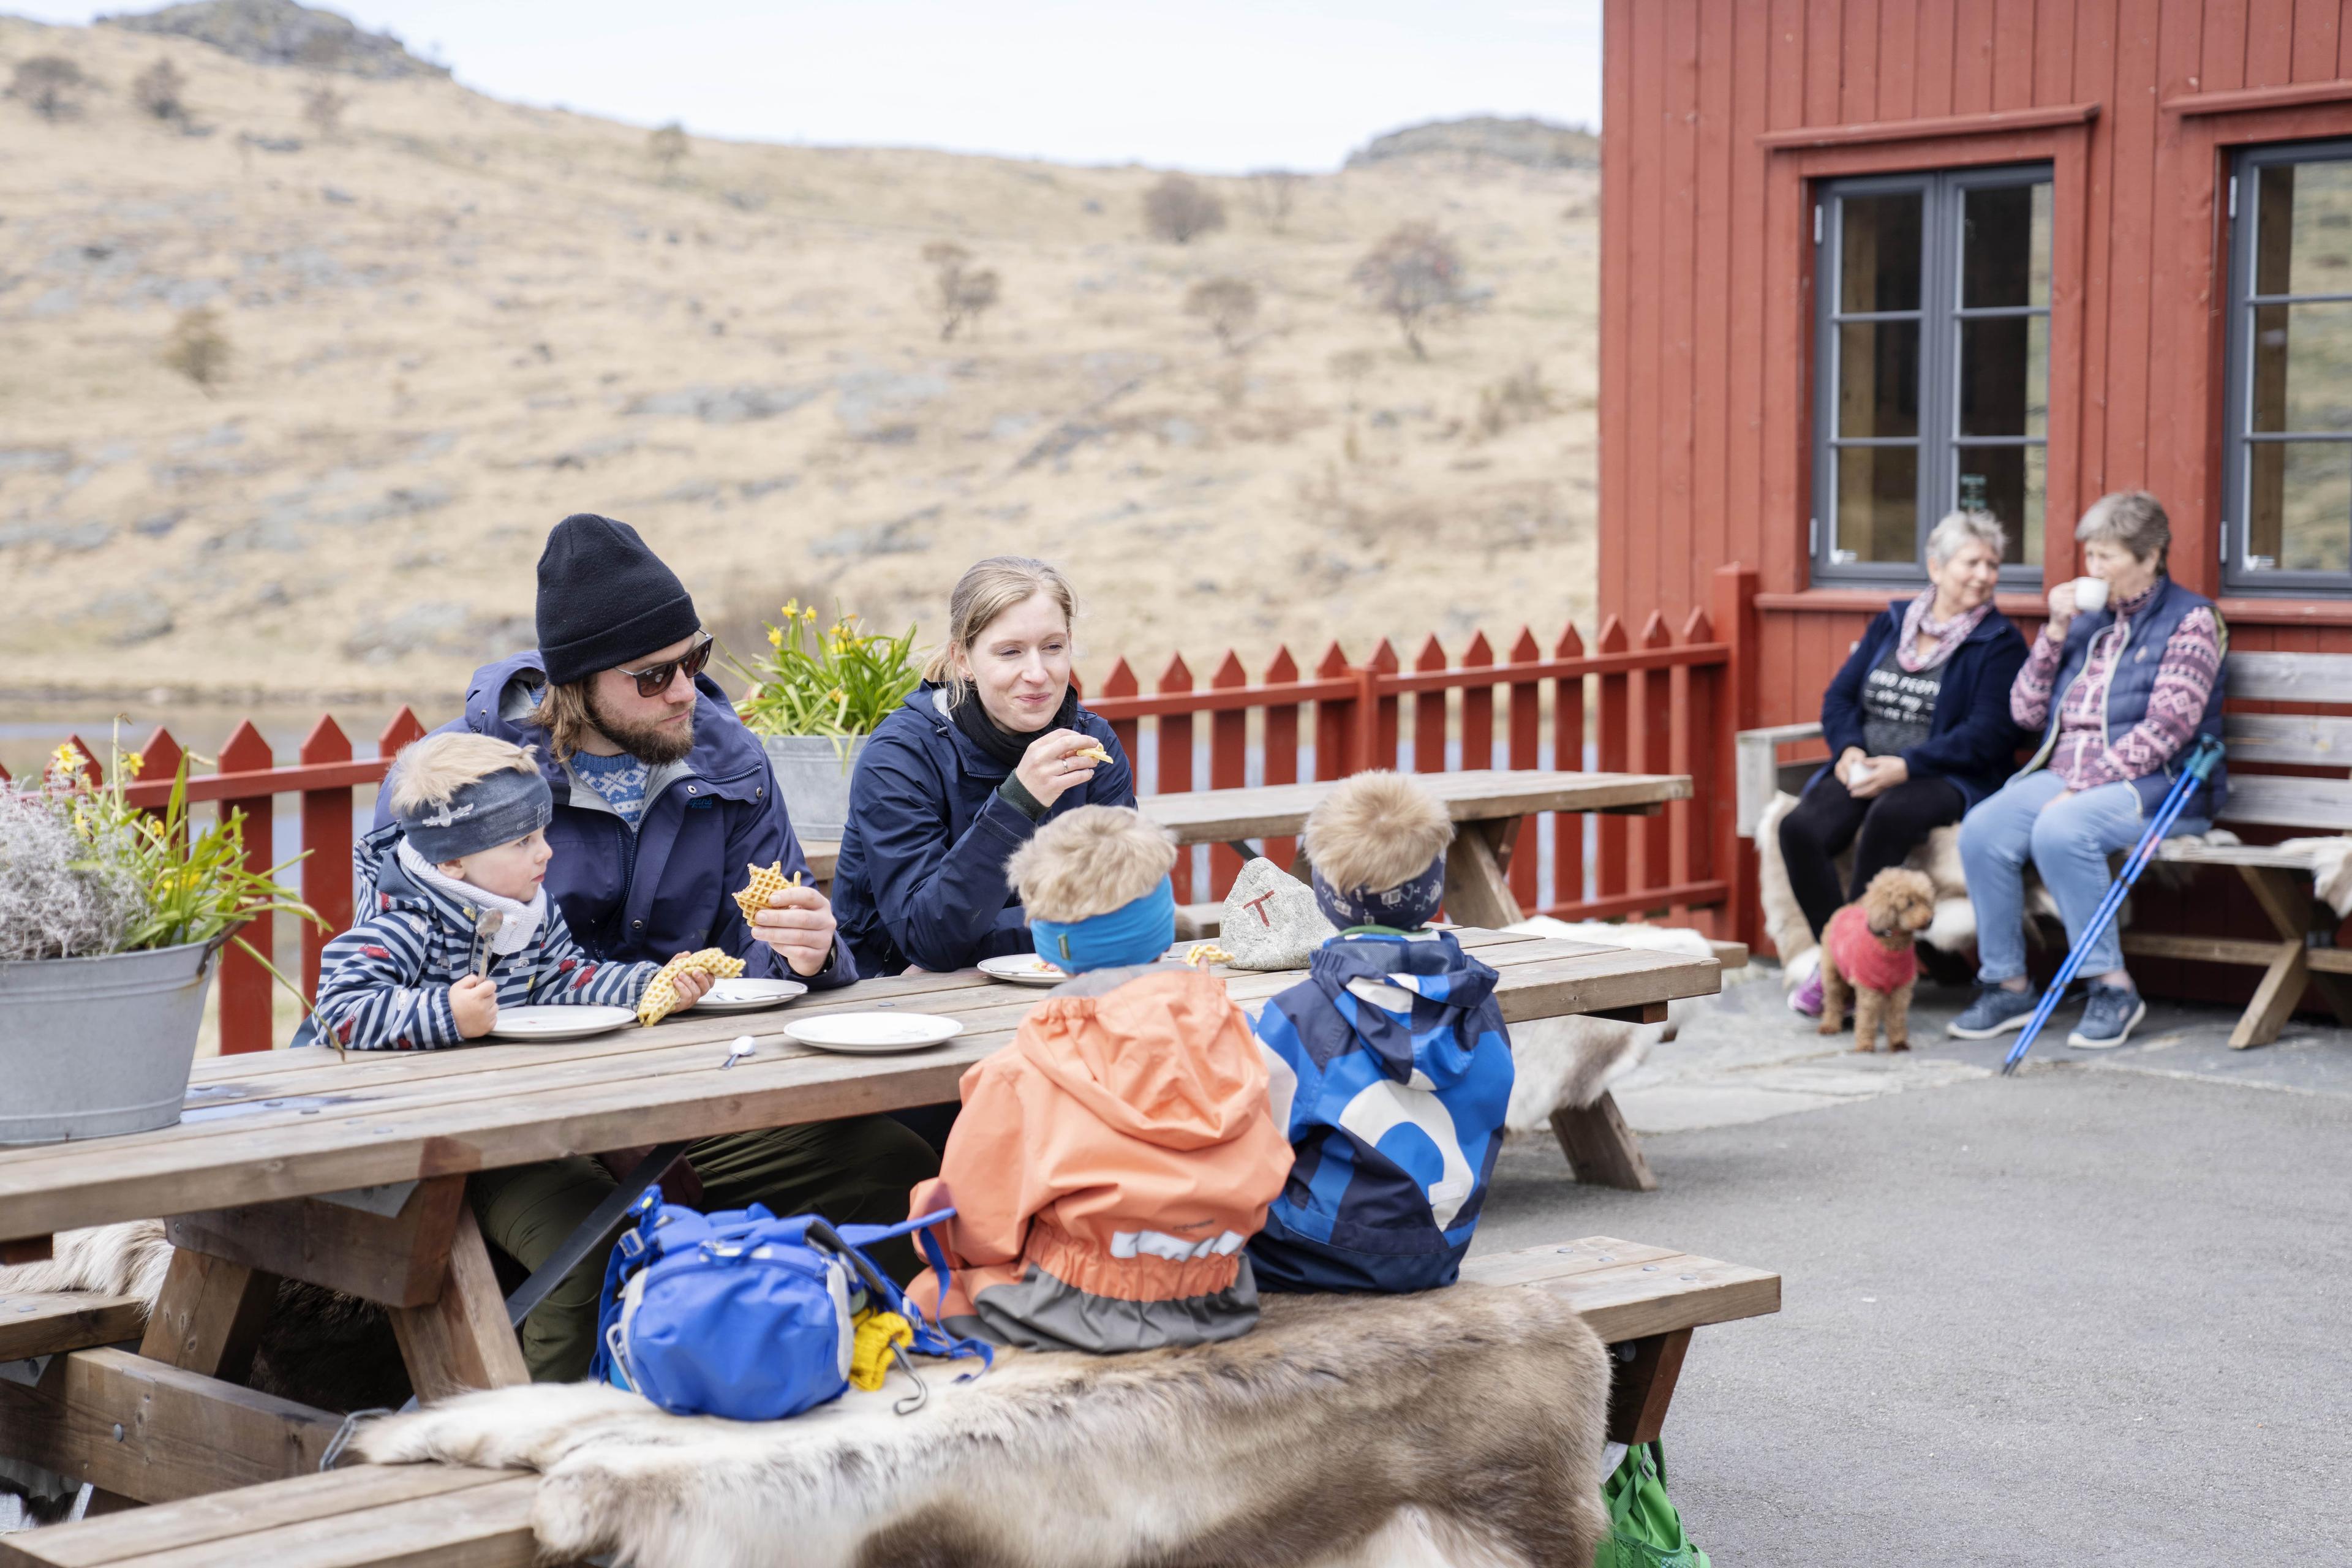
[0,10,1599,703]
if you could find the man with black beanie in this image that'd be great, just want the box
[375,515,940,1369]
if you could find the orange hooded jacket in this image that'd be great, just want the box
[907,964,1294,1352]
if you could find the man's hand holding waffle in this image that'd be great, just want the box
[735,859,839,977]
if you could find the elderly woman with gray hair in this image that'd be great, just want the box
[1949,491,2228,1049]
[1781,510,2029,1017]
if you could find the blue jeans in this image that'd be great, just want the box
[1957,772,2209,985]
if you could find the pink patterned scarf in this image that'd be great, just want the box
[1896,591,1992,674]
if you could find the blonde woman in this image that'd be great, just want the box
[832,557,1136,978]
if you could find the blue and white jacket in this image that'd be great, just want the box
[1246,929,1515,1293]
[303,827,658,1050]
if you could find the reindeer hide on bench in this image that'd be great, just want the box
[360,1286,1613,1568]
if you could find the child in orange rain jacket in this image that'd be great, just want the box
[906,806,1294,1352]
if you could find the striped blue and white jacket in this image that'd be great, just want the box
[1247,928,1515,1294]
[304,826,658,1050]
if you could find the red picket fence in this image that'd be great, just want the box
[9,567,1765,1054]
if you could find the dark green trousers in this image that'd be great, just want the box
[467,1115,940,1383]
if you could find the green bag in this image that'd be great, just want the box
[1594,1441,1711,1568]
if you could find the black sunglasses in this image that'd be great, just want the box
[617,633,714,698]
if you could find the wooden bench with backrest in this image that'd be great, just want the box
[0,1237,1779,1568]
[1736,649,2352,1048]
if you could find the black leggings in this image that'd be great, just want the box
[1777,773,1966,941]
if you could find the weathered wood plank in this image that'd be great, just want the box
[0,1468,510,1568]
[386,1209,528,1403]
[136,1252,274,1383]
[1460,1238,1782,1343]
[2220,651,2352,703]
[165,1178,464,1308]
[1137,770,1692,843]
[77,1477,539,1568]
[0,1294,145,1362]
[1548,1091,1660,1191]
[0,1348,338,1505]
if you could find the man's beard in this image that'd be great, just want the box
[584,685,696,764]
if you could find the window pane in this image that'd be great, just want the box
[2245,440,2352,573]
[2249,301,2352,432]
[1955,443,2045,565]
[1958,315,2049,436]
[1838,320,1920,438]
[1833,444,1919,564]
[1839,192,1923,313]
[1961,181,2052,308]
[2255,160,2352,296]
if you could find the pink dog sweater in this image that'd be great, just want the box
[1826,903,1918,993]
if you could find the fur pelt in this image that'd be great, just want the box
[0,1220,174,1303]
[359,1286,1612,1568]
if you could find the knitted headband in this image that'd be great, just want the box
[1030,877,1177,974]
[396,765,552,864]
[1311,853,1446,933]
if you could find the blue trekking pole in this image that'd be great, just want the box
[2001,734,2226,1075]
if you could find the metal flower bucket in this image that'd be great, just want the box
[760,734,868,843]
[0,940,220,1145]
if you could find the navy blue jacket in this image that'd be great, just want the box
[383,653,851,987]
[832,685,1135,976]
[1247,930,1515,1294]
[1814,598,2029,810]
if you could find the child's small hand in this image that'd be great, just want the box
[450,974,499,1038]
[667,963,715,1013]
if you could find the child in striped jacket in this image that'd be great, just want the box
[307,733,712,1050]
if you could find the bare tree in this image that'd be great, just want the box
[10,56,89,121]
[1185,277,1259,353]
[133,57,187,123]
[162,307,230,394]
[921,241,1000,341]
[649,121,689,178]
[1351,222,1473,360]
[1142,173,1226,245]
[1246,170,1299,234]
[301,80,349,140]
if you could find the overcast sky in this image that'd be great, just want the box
[7,1,1604,171]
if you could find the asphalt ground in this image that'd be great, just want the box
[1472,982,2352,1566]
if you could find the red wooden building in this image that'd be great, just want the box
[1600,0,2352,962]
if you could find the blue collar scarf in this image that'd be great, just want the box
[1030,878,1177,974]
[1313,853,1446,933]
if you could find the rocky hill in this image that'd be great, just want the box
[101,0,446,79]
[1347,116,1599,171]
[0,9,1598,704]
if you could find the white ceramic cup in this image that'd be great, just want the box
[2071,575,2110,614]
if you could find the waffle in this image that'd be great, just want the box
[1074,742,1114,766]
[1183,943,1234,967]
[638,946,747,1026]
[733,861,797,926]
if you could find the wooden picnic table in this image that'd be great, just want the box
[0,926,1719,1507]
[802,769,1692,927]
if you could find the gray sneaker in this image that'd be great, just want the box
[2067,982,2146,1049]
[1948,984,2039,1038]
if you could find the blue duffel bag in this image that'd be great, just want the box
[589,1186,991,1421]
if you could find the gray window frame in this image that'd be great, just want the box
[2220,137,2352,595]
[1811,162,2053,587]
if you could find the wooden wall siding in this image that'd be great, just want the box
[1600,0,2352,654]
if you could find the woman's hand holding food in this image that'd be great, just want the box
[1016,728,1109,811]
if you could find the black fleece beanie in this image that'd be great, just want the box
[535,514,701,687]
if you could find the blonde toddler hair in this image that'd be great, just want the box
[1303,771,1457,894]
[385,733,540,818]
[1005,805,1175,924]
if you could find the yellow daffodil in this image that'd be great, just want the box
[121,751,145,778]
[767,626,785,648]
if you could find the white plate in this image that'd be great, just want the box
[488,1005,637,1042]
[695,978,810,1013]
[782,1012,965,1054]
[977,954,1068,987]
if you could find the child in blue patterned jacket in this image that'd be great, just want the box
[309,732,712,1050]
[1248,771,1516,1294]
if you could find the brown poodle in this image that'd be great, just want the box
[1817,866,1937,1053]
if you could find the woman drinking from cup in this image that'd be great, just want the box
[1948,492,2228,1050]
[1779,511,2029,1018]
[831,557,1136,978]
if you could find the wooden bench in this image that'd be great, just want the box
[0,1237,1778,1568]
[1737,650,2352,1049]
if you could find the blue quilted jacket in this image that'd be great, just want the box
[1247,929,1515,1292]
